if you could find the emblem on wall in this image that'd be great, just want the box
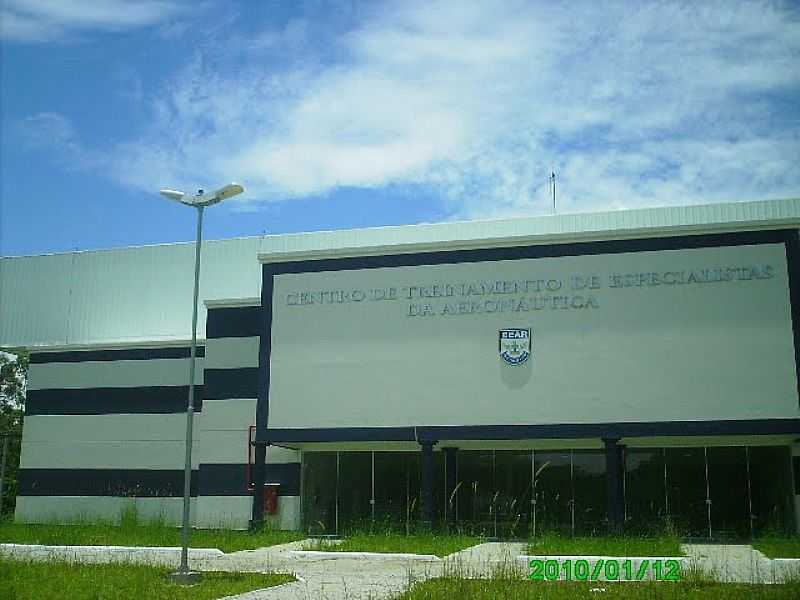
[499,328,531,365]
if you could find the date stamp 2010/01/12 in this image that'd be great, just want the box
[529,558,682,582]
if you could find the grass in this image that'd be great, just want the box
[305,532,482,557]
[0,557,294,600]
[528,533,684,557]
[0,510,303,553]
[398,578,800,599]
[752,537,800,558]
[0,521,302,553]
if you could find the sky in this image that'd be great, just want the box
[1,0,799,257]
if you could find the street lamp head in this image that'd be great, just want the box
[159,183,244,207]
[160,189,186,203]
[213,183,244,202]
[193,183,244,207]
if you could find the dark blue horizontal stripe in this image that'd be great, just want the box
[257,419,800,444]
[206,306,260,339]
[25,386,203,415]
[199,463,299,496]
[265,229,795,275]
[259,427,416,444]
[30,346,204,364]
[18,468,198,497]
[203,368,259,400]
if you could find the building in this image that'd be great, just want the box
[3,198,800,538]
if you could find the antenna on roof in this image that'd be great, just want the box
[551,172,556,214]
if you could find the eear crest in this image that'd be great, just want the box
[499,328,531,366]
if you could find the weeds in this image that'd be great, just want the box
[752,536,800,559]
[0,505,302,553]
[304,531,481,557]
[527,531,684,557]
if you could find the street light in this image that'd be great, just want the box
[160,182,244,584]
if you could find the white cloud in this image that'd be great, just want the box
[1,0,185,42]
[14,112,108,178]
[30,0,800,218]
[17,112,82,157]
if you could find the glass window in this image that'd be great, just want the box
[533,450,573,536]
[494,450,532,538]
[665,447,708,538]
[707,446,750,539]
[749,446,794,535]
[572,450,607,535]
[373,451,410,531]
[406,452,422,525]
[302,451,337,535]
[624,448,667,533]
[793,456,800,496]
[373,451,444,533]
[432,450,445,524]
[338,451,373,532]
[456,450,495,533]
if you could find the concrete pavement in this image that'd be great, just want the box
[5,539,800,599]
[681,543,800,584]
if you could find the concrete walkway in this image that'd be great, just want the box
[446,541,527,564]
[197,542,528,599]
[5,540,800,598]
[193,541,443,600]
[1,540,516,600]
[681,543,800,584]
[443,542,528,578]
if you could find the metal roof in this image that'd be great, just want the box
[2,198,798,349]
[256,197,800,261]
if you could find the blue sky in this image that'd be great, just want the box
[1,0,799,257]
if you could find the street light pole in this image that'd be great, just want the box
[160,183,243,585]
[176,204,203,581]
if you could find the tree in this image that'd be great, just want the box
[0,348,27,516]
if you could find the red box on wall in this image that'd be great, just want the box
[264,483,280,514]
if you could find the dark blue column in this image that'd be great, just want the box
[443,447,458,526]
[604,437,625,531]
[252,264,273,530]
[420,440,437,528]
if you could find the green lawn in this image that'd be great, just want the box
[1,557,294,600]
[399,579,800,600]
[528,534,684,557]
[305,533,482,557]
[753,538,800,558]
[0,520,303,553]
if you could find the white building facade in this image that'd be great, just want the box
[3,198,800,538]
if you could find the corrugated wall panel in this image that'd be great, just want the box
[0,254,73,346]
[1,237,262,348]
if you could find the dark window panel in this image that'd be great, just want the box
[749,446,795,535]
[533,451,573,536]
[302,452,337,535]
[494,450,533,538]
[572,450,607,535]
[707,446,750,539]
[624,448,667,533]
[665,448,708,538]
[338,452,372,532]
